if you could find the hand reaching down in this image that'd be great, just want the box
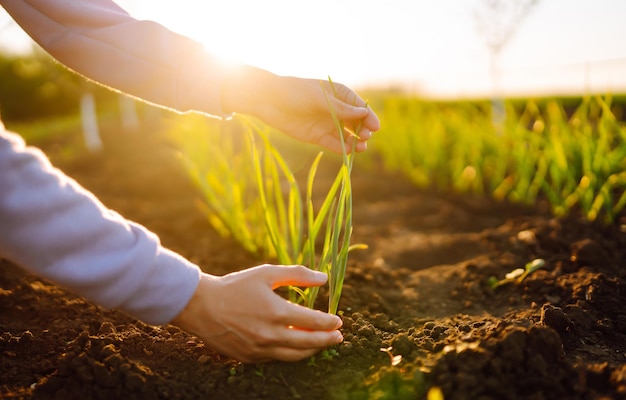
[171,265,343,363]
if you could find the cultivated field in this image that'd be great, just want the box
[2,94,626,399]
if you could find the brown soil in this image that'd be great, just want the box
[2,118,626,400]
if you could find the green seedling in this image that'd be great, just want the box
[171,78,365,314]
[309,348,340,366]
[320,348,339,361]
[169,115,273,257]
[319,77,361,314]
[254,365,265,378]
[242,77,366,313]
[488,258,545,289]
[243,108,364,312]
[380,347,402,367]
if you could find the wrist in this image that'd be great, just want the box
[170,273,216,333]
[220,64,280,117]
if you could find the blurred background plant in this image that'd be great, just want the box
[0,50,117,122]
[367,93,626,224]
[3,47,625,227]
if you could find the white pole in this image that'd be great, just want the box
[119,94,140,131]
[80,91,102,152]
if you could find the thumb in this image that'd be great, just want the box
[328,97,369,121]
[265,265,328,290]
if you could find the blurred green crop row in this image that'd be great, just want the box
[366,94,626,223]
[5,50,624,225]
[0,51,117,122]
[169,92,626,242]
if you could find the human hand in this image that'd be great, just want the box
[221,66,380,154]
[170,265,343,363]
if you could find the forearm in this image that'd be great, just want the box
[0,0,228,116]
[220,65,283,115]
[0,128,201,325]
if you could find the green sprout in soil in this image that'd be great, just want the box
[380,346,402,367]
[307,348,339,366]
[170,115,272,257]
[253,365,265,378]
[488,258,545,289]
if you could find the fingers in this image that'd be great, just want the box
[321,134,366,154]
[279,302,343,332]
[321,85,380,153]
[361,107,381,132]
[213,328,342,363]
[265,348,321,363]
[176,265,345,364]
[324,81,368,108]
[270,329,343,360]
[236,265,344,362]
[346,107,380,140]
[317,134,347,155]
[243,341,335,363]
[353,139,368,153]
[254,264,344,329]
[251,309,343,362]
[357,127,373,141]
[259,264,327,289]
[324,83,380,132]
[327,95,370,122]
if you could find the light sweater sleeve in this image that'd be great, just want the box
[0,126,202,325]
[0,0,228,324]
[0,0,229,116]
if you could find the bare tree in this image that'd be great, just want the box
[474,0,538,104]
[0,12,15,33]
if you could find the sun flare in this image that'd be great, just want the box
[117,0,372,87]
[113,0,626,96]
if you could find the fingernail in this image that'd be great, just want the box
[313,271,328,281]
[333,331,344,343]
[353,106,369,115]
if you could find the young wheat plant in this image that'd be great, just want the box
[171,78,366,314]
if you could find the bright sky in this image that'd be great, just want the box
[1,0,625,98]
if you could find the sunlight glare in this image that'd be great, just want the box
[111,0,626,96]
[121,0,348,80]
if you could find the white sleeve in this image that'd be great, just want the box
[0,0,228,116]
[0,126,202,325]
